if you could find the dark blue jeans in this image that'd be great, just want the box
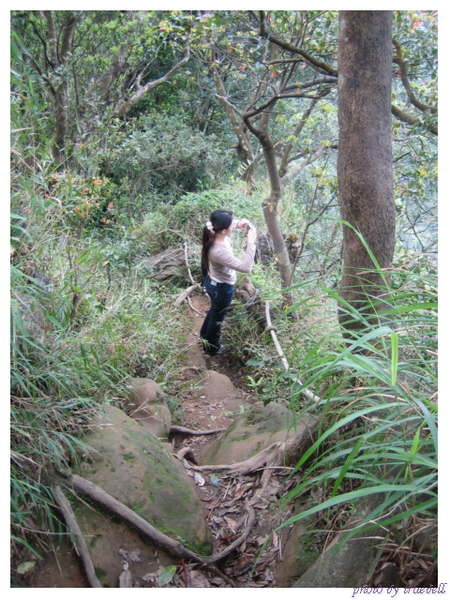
[200,275,234,351]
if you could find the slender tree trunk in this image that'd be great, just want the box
[337,11,395,332]
[44,11,77,166]
[245,105,293,304]
[52,84,68,164]
[211,64,256,186]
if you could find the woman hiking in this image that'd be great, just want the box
[200,209,257,355]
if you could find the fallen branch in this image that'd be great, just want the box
[265,300,321,403]
[175,284,201,306]
[69,474,255,565]
[52,483,101,588]
[183,241,197,286]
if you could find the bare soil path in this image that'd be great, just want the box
[171,293,258,462]
[30,292,296,588]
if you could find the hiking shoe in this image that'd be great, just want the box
[202,344,227,356]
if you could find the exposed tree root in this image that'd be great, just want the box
[170,425,226,436]
[67,474,255,566]
[193,442,283,476]
[52,483,101,588]
[188,416,323,475]
[176,447,198,464]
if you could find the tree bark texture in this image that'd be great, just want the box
[337,11,395,331]
[43,12,77,165]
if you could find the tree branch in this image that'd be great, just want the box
[114,45,190,118]
[256,9,336,76]
[264,301,321,403]
[393,38,437,115]
[280,143,329,189]
[44,11,58,67]
[391,104,437,136]
[59,12,78,64]
[279,97,319,177]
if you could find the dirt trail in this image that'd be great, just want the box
[29,292,291,589]
[172,293,257,460]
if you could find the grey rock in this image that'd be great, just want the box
[124,378,171,440]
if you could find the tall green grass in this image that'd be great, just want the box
[274,252,438,583]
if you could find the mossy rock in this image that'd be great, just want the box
[124,378,171,440]
[201,402,308,465]
[275,501,320,587]
[76,406,213,561]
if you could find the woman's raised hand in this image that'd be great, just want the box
[248,227,257,244]
[236,219,250,229]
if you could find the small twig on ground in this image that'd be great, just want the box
[187,295,205,316]
[206,565,237,588]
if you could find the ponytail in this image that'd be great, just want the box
[201,227,215,272]
[201,209,233,273]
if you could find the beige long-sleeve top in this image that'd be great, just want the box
[208,237,256,285]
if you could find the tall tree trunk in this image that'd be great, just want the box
[337,11,395,333]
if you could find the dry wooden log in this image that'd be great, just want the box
[143,246,198,282]
[68,474,255,565]
[52,483,101,588]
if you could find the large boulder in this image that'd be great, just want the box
[124,378,171,440]
[76,406,213,564]
[201,402,314,465]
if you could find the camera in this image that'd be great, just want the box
[245,223,255,231]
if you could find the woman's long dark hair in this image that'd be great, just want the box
[201,210,233,272]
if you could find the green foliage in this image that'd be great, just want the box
[10,9,438,582]
[102,114,226,208]
[271,254,437,580]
